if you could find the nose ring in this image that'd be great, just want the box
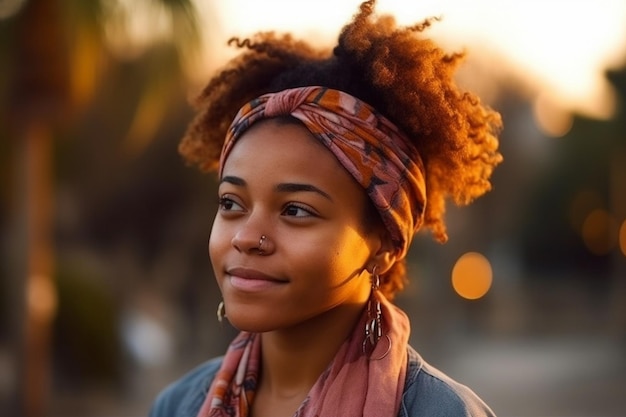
[258,235,267,255]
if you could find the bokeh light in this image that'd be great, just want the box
[533,93,573,138]
[581,209,619,255]
[451,252,493,300]
[27,275,57,323]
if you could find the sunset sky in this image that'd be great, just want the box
[3,0,623,120]
[198,0,626,120]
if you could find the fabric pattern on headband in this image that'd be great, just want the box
[220,86,426,259]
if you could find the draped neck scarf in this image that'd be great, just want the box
[219,86,426,259]
[196,293,410,417]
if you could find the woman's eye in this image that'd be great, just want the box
[282,204,315,218]
[218,196,244,212]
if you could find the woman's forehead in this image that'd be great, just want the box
[221,120,366,199]
[224,119,332,166]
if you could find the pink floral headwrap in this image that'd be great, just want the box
[220,86,426,259]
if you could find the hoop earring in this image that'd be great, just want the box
[363,266,383,356]
[217,300,226,324]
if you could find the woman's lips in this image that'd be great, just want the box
[226,267,287,292]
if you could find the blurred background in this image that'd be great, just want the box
[1,0,625,416]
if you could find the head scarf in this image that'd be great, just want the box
[219,86,426,259]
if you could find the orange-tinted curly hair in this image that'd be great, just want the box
[180,0,503,299]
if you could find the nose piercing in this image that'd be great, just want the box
[258,235,267,255]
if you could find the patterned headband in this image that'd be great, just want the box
[219,86,426,259]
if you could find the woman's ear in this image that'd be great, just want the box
[367,230,397,275]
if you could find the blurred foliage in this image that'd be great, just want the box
[53,261,122,386]
[519,66,626,282]
[0,0,208,408]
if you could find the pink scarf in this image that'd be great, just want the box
[197,293,410,417]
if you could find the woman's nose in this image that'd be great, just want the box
[231,222,274,256]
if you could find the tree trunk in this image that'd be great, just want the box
[20,122,56,417]
[8,0,67,415]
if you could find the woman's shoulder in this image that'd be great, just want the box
[148,348,496,417]
[401,346,496,417]
[149,356,223,417]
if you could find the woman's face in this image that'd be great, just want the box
[209,119,381,333]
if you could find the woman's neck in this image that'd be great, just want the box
[253,302,366,416]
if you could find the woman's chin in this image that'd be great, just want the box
[224,313,277,333]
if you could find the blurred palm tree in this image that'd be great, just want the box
[1,0,200,416]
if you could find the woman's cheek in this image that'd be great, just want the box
[208,219,227,276]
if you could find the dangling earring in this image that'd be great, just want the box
[363,266,391,360]
[217,300,226,324]
[363,266,382,353]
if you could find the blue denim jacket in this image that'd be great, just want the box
[149,346,495,417]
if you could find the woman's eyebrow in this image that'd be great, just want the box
[220,176,333,201]
[275,183,333,201]
[220,175,246,186]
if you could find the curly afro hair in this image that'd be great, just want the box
[179,0,503,299]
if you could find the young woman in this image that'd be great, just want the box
[150,1,503,416]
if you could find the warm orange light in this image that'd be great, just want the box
[533,93,573,138]
[451,252,493,300]
[124,89,168,154]
[70,31,101,108]
[581,209,618,255]
[27,275,57,323]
